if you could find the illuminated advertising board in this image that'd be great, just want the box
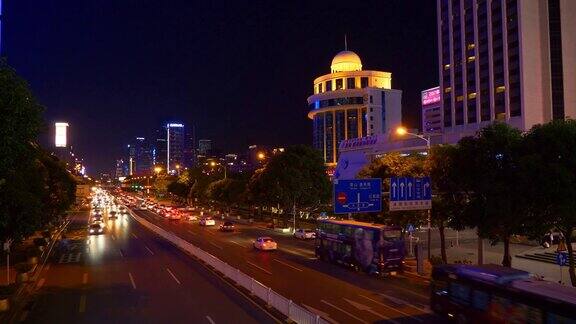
[55,122,69,147]
[421,87,440,106]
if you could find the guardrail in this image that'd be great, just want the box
[127,209,328,324]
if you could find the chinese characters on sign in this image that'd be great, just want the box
[389,177,432,211]
[333,179,382,214]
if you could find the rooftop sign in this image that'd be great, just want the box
[422,87,440,106]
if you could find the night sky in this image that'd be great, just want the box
[4,0,437,174]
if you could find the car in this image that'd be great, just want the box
[186,215,198,221]
[88,224,104,235]
[167,211,181,221]
[219,221,235,232]
[253,237,277,251]
[199,218,216,226]
[294,228,316,239]
[91,215,103,222]
[109,211,118,219]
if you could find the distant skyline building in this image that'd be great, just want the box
[438,0,576,143]
[127,137,153,176]
[421,87,443,134]
[307,50,402,165]
[54,122,69,148]
[198,139,212,156]
[166,123,185,174]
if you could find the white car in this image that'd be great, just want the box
[253,237,278,251]
[294,229,316,239]
[199,218,216,226]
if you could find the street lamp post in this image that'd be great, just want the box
[396,127,432,260]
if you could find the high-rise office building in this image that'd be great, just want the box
[307,50,402,165]
[198,139,212,156]
[422,87,443,134]
[166,123,185,174]
[438,0,576,143]
[128,137,152,175]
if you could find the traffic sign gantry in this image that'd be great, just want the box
[333,179,382,214]
[390,176,432,211]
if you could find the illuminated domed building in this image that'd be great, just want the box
[307,50,402,165]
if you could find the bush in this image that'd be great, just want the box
[0,284,16,298]
[33,238,47,247]
[14,262,33,273]
[429,255,445,266]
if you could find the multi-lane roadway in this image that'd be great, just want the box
[21,209,278,323]
[132,205,442,324]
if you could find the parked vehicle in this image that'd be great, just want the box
[294,228,316,239]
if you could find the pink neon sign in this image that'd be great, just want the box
[422,87,440,106]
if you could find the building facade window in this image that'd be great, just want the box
[548,0,565,119]
[326,80,332,91]
[325,113,334,163]
[335,111,346,159]
[347,110,359,139]
[335,78,343,90]
[346,78,355,89]
[318,83,323,93]
[361,77,369,88]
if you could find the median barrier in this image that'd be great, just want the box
[127,208,327,324]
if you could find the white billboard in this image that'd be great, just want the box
[55,122,69,147]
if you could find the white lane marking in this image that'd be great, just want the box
[79,295,86,313]
[131,233,138,239]
[320,300,368,324]
[209,242,223,250]
[385,287,429,300]
[82,273,88,284]
[128,272,137,289]
[111,235,116,241]
[272,259,303,272]
[166,268,181,285]
[36,278,45,289]
[119,249,125,258]
[229,240,246,247]
[246,261,272,275]
[186,230,196,235]
[45,264,51,271]
[343,298,399,324]
[379,292,431,314]
[206,315,216,324]
[144,245,155,255]
[359,295,423,322]
[302,304,339,324]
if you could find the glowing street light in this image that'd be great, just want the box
[154,166,162,174]
[257,152,266,160]
[395,125,432,261]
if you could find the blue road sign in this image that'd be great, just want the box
[333,179,382,214]
[390,176,432,211]
[557,252,568,266]
[407,224,415,234]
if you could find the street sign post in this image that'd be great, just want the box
[390,176,432,211]
[557,252,568,266]
[333,179,382,214]
[557,252,568,285]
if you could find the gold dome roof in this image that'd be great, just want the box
[330,50,363,73]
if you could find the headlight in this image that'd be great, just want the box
[90,229,94,233]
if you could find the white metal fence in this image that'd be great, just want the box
[129,210,326,324]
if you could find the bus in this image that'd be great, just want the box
[315,219,404,275]
[431,264,576,323]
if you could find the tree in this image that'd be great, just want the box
[246,145,331,226]
[38,150,77,226]
[206,178,246,211]
[0,61,45,243]
[425,145,467,263]
[521,119,576,285]
[357,152,426,228]
[454,123,527,267]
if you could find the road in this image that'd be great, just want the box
[21,210,277,323]
[133,206,442,324]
